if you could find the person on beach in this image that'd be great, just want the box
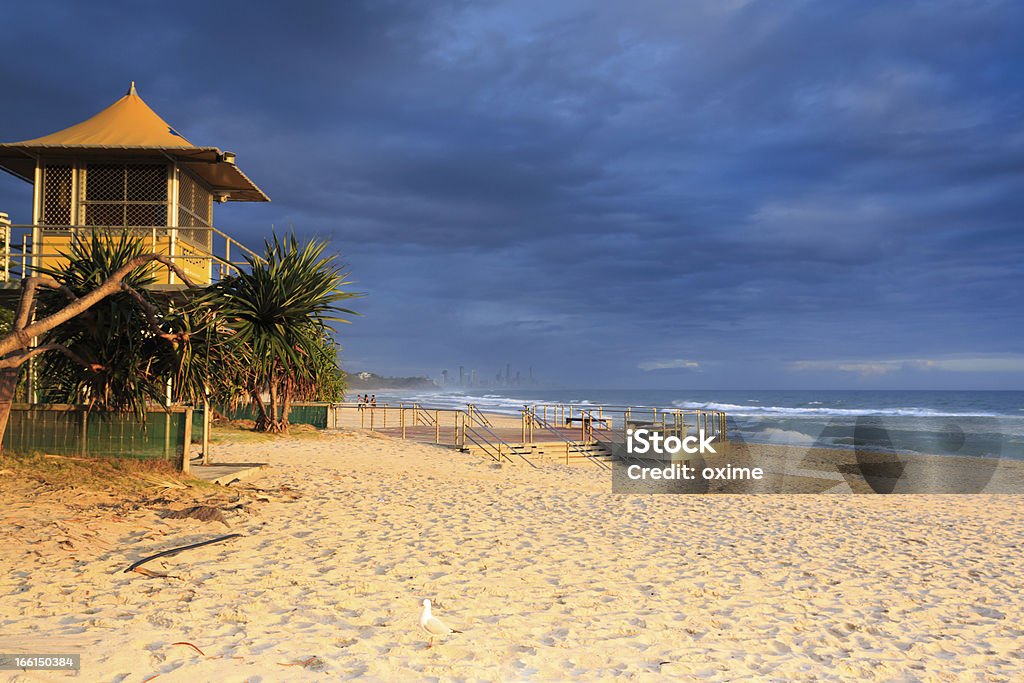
[370,395,377,407]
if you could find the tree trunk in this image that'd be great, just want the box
[0,368,22,453]
[251,388,271,432]
[281,391,292,434]
[267,381,280,432]
[256,381,287,434]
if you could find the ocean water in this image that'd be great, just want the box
[373,389,1024,460]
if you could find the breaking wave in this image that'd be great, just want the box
[671,401,1000,418]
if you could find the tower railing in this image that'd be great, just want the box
[0,223,260,284]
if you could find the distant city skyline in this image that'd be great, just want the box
[1,2,1022,389]
[436,363,537,389]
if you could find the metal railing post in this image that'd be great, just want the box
[202,397,211,465]
[0,214,10,282]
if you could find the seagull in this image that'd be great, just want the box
[420,599,461,647]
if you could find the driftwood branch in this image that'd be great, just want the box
[123,533,243,574]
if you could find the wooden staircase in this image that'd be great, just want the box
[463,440,614,465]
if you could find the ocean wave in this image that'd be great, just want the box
[755,428,818,445]
[373,391,1014,420]
[671,400,1002,418]
[373,391,532,415]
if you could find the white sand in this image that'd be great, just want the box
[2,431,1023,681]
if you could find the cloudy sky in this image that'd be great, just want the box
[1,0,1022,389]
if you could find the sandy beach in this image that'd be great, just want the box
[2,429,1023,681]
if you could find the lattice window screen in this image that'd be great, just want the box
[177,170,213,249]
[41,165,73,225]
[81,163,168,228]
[126,165,166,202]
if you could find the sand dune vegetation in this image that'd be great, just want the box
[0,230,357,449]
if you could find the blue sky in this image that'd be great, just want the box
[1,1,1022,389]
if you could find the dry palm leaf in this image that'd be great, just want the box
[163,505,229,526]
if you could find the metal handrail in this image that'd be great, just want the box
[466,404,493,429]
[460,410,536,468]
[0,223,260,283]
[529,403,728,443]
[329,402,536,467]
[525,407,611,470]
[462,428,513,465]
[413,403,437,426]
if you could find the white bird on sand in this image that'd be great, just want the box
[420,599,461,647]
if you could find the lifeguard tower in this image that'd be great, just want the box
[0,82,268,288]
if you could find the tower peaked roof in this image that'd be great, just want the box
[11,81,197,148]
[0,83,269,202]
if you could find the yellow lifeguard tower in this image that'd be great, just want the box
[0,82,268,287]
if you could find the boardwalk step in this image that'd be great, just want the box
[464,441,615,463]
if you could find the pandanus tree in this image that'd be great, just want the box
[33,234,194,411]
[204,233,356,432]
[0,230,356,449]
[0,233,200,448]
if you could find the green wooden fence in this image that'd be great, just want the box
[3,404,194,468]
[210,402,332,429]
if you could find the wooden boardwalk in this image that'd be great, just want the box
[330,403,726,467]
[190,462,267,485]
[367,424,601,447]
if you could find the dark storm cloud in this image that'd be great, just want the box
[1,0,1022,388]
